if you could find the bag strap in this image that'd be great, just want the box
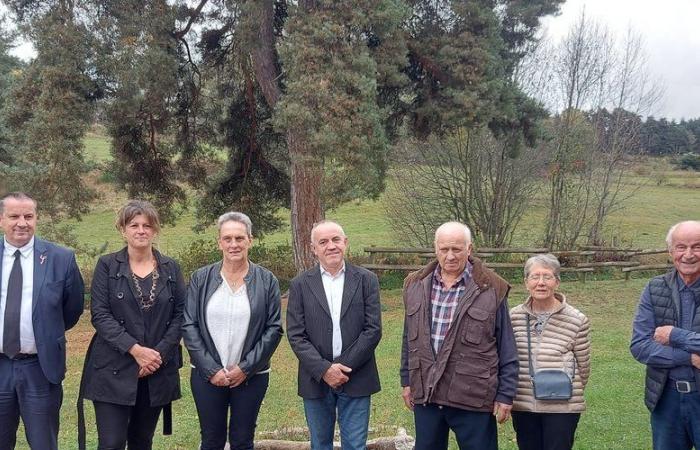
[526,313,535,378]
[526,312,576,379]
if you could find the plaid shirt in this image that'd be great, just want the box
[430,263,473,354]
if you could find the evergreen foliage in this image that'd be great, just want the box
[640,116,700,155]
[0,22,22,167]
[1,2,98,222]
[1,0,565,268]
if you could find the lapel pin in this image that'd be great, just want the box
[40,254,47,265]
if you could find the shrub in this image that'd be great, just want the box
[176,239,220,280]
[176,240,296,290]
[673,152,700,171]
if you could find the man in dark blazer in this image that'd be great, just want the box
[287,220,382,450]
[0,192,84,450]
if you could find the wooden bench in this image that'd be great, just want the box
[622,264,673,280]
[363,247,498,260]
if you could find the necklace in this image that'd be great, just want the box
[222,264,248,290]
[131,261,160,310]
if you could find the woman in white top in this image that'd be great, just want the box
[182,212,283,450]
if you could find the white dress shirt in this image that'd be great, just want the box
[0,237,36,354]
[320,263,345,359]
[206,276,251,370]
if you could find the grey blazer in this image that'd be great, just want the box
[286,261,382,399]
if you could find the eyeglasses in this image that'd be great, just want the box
[526,274,557,282]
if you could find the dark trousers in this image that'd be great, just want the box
[93,378,163,450]
[413,403,497,450]
[651,382,700,450]
[191,369,269,450]
[0,354,62,450]
[511,411,581,450]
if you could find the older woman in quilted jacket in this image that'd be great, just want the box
[510,254,591,450]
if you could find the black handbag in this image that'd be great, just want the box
[526,313,573,400]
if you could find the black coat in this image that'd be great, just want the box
[286,262,382,399]
[81,247,186,406]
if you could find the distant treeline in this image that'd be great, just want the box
[639,116,700,155]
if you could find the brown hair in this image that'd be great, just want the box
[115,200,161,234]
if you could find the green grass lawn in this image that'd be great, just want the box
[12,278,651,449]
[83,132,113,164]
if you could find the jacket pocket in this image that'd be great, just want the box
[408,354,425,401]
[461,307,490,345]
[448,359,493,408]
[407,301,421,341]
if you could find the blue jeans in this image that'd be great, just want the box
[303,391,370,450]
[413,403,497,450]
[652,382,700,450]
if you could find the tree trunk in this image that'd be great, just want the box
[289,132,323,271]
[248,0,322,271]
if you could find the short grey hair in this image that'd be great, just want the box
[666,221,700,249]
[524,253,561,279]
[217,212,253,237]
[0,192,37,214]
[434,221,472,246]
[310,220,346,241]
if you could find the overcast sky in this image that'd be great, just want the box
[5,0,699,120]
[542,0,700,120]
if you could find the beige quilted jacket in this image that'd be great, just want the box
[510,293,591,413]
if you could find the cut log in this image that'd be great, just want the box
[223,427,416,450]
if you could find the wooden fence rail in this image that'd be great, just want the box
[362,246,671,281]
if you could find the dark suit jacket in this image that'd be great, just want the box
[0,237,84,384]
[81,248,185,407]
[286,261,382,399]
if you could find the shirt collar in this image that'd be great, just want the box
[677,273,700,291]
[320,262,346,279]
[433,262,472,286]
[4,236,34,259]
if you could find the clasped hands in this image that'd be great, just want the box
[323,363,352,389]
[210,365,247,388]
[129,344,162,378]
[653,325,700,369]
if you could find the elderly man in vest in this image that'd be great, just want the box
[400,221,518,450]
[631,220,700,450]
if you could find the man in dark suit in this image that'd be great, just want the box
[287,220,382,450]
[0,192,84,450]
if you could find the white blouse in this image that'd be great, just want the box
[206,276,251,369]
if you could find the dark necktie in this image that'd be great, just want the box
[3,250,23,358]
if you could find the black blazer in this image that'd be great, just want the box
[81,247,186,406]
[286,261,382,399]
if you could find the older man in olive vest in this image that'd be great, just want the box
[400,221,518,450]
